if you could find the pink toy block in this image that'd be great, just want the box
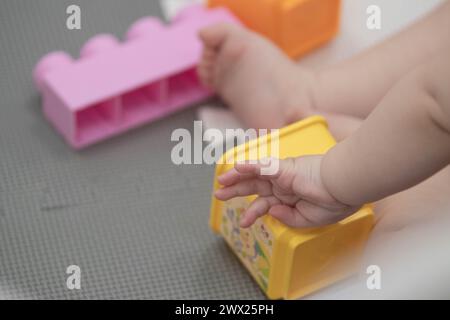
[33,5,239,149]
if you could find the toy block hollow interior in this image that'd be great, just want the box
[209,116,374,299]
[208,0,341,58]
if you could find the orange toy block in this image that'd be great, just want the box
[208,0,341,58]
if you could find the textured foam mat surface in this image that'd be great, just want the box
[0,0,264,299]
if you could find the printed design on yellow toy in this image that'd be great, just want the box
[221,197,274,291]
[254,217,274,256]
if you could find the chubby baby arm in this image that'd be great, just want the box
[321,51,450,207]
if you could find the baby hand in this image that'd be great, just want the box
[215,156,360,228]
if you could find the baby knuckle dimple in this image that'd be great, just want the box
[277,158,296,187]
[291,157,317,197]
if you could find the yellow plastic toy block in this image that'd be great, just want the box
[209,116,374,299]
[208,0,341,58]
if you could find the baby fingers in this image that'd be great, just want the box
[240,196,280,228]
[217,168,254,186]
[234,158,281,178]
[214,179,272,200]
[217,158,281,185]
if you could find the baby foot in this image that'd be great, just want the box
[198,23,317,129]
